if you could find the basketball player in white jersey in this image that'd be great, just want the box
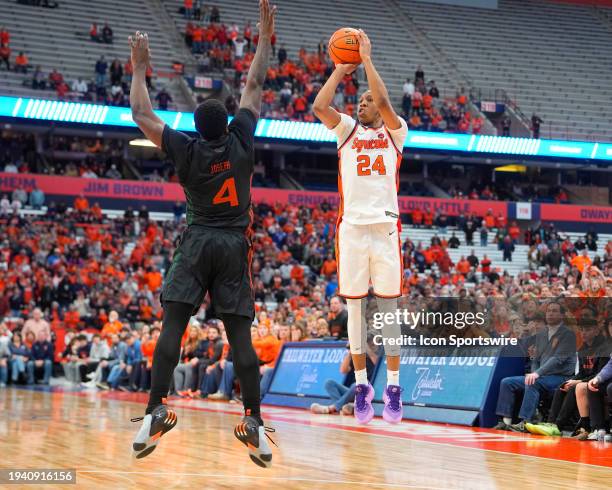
[313,30,406,424]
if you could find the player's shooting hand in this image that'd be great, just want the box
[335,64,358,75]
[357,29,371,60]
[257,0,277,39]
[128,31,151,71]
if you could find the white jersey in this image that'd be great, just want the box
[333,113,408,225]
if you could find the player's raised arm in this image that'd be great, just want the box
[129,32,165,148]
[357,30,402,130]
[239,0,277,119]
[313,64,357,129]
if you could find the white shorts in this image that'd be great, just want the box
[336,221,403,298]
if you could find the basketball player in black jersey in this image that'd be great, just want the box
[128,0,277,468]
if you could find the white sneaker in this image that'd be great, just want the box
[586,431,599,441]
[86,372,96,380]
[208,391,229,400]
[131,405,178,459]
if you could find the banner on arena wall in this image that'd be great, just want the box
[2,173,611,223]
[0,173,507,218]
[540,203,612,223]
[372,349,498,408]
[266,342,349,399]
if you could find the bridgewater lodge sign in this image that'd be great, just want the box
[1,173,610,223]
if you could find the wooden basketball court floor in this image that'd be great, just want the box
[1,386,611,489]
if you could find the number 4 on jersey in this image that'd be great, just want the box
[213,177,239,207]
[356,155,386,176]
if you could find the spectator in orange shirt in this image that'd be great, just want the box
[484,211,495,229]
[412,209,423,227]
[260,324,289,395]
[277,245,292,264]
[63,305,81,330]
[571,250,591,274]
[252,323,280,366]
[321,254,337,279]
[74,194,89,212]
[101,310,122,343]
[133,326,160,391]
[290,262,304,284]
[456,256,471,276]
[508,222,521,244]
[14,52,28,73]
[140,298,153,321]
[144,267,162,292]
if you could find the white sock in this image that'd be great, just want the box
[387,370,399,386]
[355,368,368,386]
[503,417,512,425]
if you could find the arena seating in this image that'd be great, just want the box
[0,0,191,109]
[161,0,457,107]
[399,0,612,141]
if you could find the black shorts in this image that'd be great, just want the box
[161,225,254,319]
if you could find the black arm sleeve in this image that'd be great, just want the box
[228,108,257,152]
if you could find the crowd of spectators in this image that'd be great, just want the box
[21,34,162,109]
[0,195,610,437]
[177,6,486,132]
[401,69,484,133]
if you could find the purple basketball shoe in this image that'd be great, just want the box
[354,383,374,424]
[382,385,403,424]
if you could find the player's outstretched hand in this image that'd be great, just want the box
[258,0,277,39]
[129,31,151,70]
[357,29,371,60]
[335,63,358,75]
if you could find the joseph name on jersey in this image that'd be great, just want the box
[333,113,408,225]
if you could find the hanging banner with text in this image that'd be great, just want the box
[1,173,611,223]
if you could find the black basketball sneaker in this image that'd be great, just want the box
[131,402,178,459]
[233,415,276,468]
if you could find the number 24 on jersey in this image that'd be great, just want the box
[356,155,386,176]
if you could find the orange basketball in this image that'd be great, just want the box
[328,27,361,65]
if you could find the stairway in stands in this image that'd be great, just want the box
[0,0,192,110]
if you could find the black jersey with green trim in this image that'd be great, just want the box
[162,108,256,230]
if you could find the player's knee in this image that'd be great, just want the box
[383,343,401,357]
[234,350,258,373]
